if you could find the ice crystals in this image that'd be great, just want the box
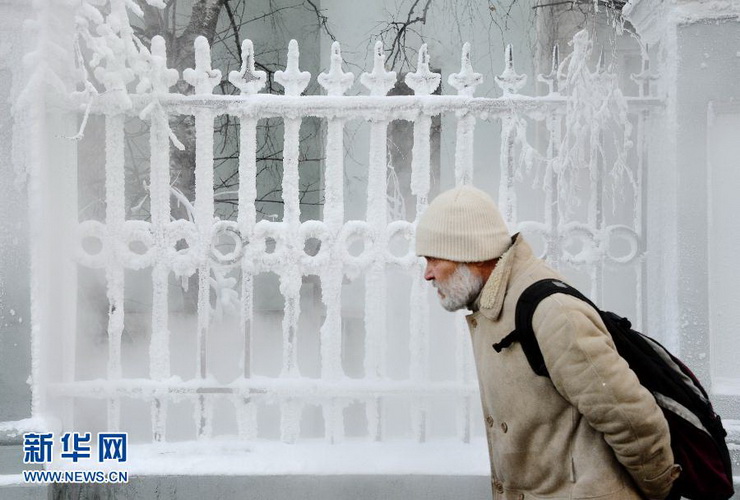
[360,41,397,96]
[495,44,527,96]
[228,40,267,95]
[448,43,482,97]
[183,36,222,95]
[275,40,311,96]
[405,44,440,95]
[317,41,354,96]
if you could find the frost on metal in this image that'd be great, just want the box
[19,2,653,452]
[228,40,267,96]
[317,41,354,97]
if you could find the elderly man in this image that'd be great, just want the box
[415,185,680,500]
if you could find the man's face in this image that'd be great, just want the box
[423,258,484,312]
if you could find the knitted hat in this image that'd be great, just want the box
[415,185,510,262]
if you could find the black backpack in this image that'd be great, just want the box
[492,278,735,500]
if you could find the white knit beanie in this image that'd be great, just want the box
[415,185,510,262]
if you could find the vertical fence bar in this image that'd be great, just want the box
[236,115,258,439]
[589,55,608,303]
[105,113,126,431]
[365,119,389,441]
[589,130,605,303]
[454,113,476,186]
[194,108,215,438]
[321,119,345,376]
[322,117,346,443]
[280,117,303,443]
[635,111,647,330]
[409,113,432,442]
[449,41,481,188]
[317,42,355,443]
[280,117,302,378]
[633,55,652,331]
[149,111,171,442]
[499,112,518,226]
[182,36,221,439]
[316,43,353,443]
[238,116,257,378]
[146,35,176,443]
[545,113,562,267]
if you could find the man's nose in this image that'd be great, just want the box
[423,262,434,281]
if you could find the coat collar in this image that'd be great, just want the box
[470,233,532,320]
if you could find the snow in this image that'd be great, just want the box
[359,41,397,97]
[494,44,527,96]
[0,417,61,440]
[447,43,482,98]
[228,40,267,95]
[276,40,312,97]
[317,42,354,97]
[405,45,441,96]
[673,1,740,24]
[183,37,222,96]
[45,439,489,476]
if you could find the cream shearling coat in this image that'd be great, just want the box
[466,235,680,499]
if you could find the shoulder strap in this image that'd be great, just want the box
[493,278,598,378]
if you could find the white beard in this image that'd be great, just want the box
[433,264,484,312]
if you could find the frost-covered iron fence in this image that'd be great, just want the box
[34,31,660,447]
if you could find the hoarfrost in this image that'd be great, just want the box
[551,30,634,216]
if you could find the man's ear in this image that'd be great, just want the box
[468,258,498,281]
[470,259,497,269]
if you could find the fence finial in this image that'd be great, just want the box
[448,42,482,97]
[405,44,441,95]
[360,41,397,96]
[495,44,526,96]
[275,40,311,96]
[183,36,222,95]
[318,41,354,96]
[138,36,179,96]
[537,44,560,95]
[229,40,267,95]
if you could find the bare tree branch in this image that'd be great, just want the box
[303,0,336,41]
[378,0,433,71]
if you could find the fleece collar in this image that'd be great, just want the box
[470,234,522,320]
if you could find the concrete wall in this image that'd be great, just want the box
[625,0,740,414]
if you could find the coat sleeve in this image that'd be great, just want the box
[532,294,680,500]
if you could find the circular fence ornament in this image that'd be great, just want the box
[121,220,155,269]
[210,220,244,267]
[77,220,108,269]
[386,221,416,268]
[516,221,549,260]
[604,225,640,265]
[339,221,374,277]
[560,222,600,265]
[167,220,199,277]
[299,220,330,271]
[254,220,287,270]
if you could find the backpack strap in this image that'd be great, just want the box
[493,278,598,378]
